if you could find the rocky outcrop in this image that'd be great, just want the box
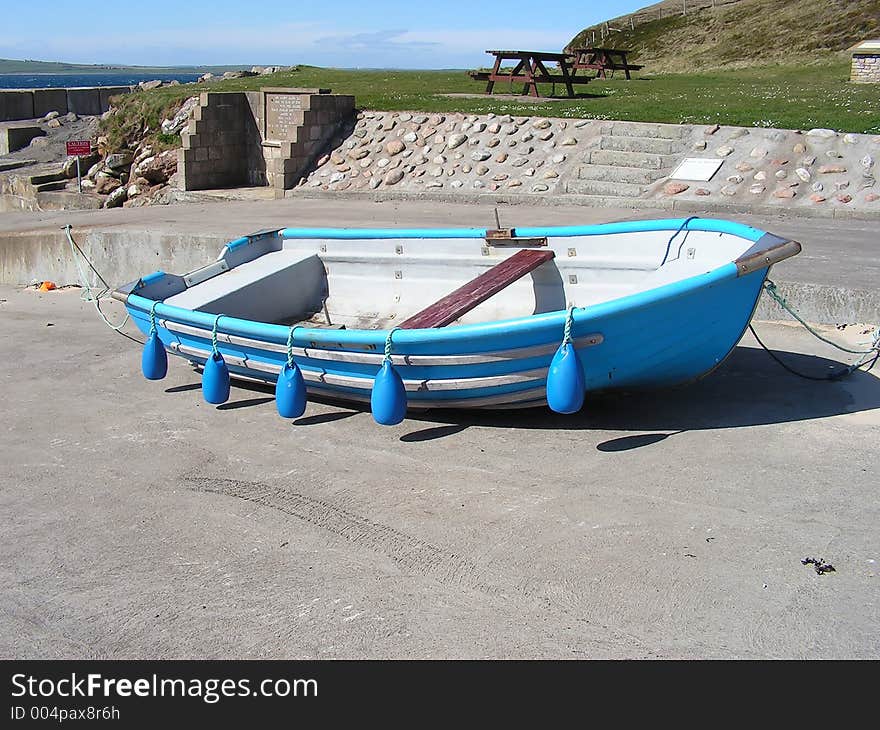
[160,96,199,135]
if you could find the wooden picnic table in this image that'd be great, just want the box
[567,47,644,79]
[467,49,591,98]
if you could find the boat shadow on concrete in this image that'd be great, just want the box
[404,345,880,447]
[172,345,880,449]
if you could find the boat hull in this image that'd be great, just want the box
[123,267,769,410]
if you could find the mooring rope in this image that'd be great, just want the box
[64,224,134,334]
[752,279,880,380]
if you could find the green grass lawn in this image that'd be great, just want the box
[104,61,879,152]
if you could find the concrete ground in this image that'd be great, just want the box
[1,283,877,659]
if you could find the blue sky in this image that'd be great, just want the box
[1,0,648,68]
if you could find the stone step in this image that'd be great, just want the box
[609,122,688,140]
[600,135,682,155]
[565,179,645,197]
[576,164,661,185]
[588,149,674,169]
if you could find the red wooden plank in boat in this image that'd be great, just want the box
[400,249,556,329]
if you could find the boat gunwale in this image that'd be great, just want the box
[118,218,799,355]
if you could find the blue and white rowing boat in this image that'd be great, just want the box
[113,217,800,424]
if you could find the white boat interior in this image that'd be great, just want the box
[164,229,756,329]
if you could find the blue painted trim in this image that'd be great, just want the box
[517,218,767,242]
[140,270,166,285]
[277,218,767,243]
[280,227,487,239]
[225,236,250,251]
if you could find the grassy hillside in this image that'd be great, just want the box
[0,58,252,74]
[569,0,880,72]
[101,61,879,153]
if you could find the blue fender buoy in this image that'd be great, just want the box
[275,363,307,418]
[202,351,230,404]
[141,330,167,380]
[370,360,407,425]
[546,342,585,414]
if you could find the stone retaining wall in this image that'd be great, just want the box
[287,111,879,216]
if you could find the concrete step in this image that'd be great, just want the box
[28,171,67,186]
[600,135,682,155]
[610,122,688,140]
[0,159,36,172]
[576,164,660,184]
[565,179,645,197]
[33,180,69,193]
[588,149,674,169]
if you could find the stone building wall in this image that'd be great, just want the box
[179,93,249,190]
[178,89,355,194]
[851,54,880,83]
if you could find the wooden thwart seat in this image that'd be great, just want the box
[400,249,556,329]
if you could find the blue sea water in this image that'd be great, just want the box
[0,73,202,89]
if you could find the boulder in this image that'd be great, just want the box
[137,150,177,185]
[95,174,122,195]
[105,151,133,170]
[138,80,163,91]
[104,186,128,208]
[62,152,100,179]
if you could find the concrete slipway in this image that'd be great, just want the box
[0,197,878,659]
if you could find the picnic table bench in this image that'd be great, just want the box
[467,50,591,98]
[567,47,643,79]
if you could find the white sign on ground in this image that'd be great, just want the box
[669,158,724,182]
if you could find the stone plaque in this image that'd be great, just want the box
[265,92,304,140]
